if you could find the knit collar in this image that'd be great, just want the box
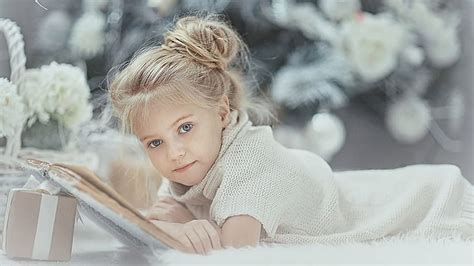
[168,109,251,205]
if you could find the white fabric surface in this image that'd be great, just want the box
[1,216,472,265]
[166,109,474,244]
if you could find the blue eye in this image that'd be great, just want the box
[148,139,162,149]
[178,123,193,134]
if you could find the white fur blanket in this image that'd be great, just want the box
[0,218,472,265]
[156,237,473,265]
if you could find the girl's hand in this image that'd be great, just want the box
[145,196,195,224]
[152,220,222,254]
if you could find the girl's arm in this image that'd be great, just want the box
[151,219,221,254]
[220,215,262,248]
[145,196,195,224]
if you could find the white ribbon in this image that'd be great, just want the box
[31,194,58,260]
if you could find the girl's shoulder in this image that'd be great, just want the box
[221,125,301,180]
[222,123,333,183]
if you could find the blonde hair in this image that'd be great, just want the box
[108,14,274,134]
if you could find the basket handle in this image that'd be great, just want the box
[0,18,26,158]
[0,18,26,85]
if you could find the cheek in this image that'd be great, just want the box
[147,150,168,174]
[193,126,222,161]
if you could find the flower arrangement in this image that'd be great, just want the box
[0,18,93,158]
[20,63,93,128]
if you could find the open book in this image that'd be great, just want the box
[23,158,187,253]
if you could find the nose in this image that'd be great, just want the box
[167,140,186,161]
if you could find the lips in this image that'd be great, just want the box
[173,161,196,173]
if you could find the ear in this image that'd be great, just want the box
[217,95,231,127]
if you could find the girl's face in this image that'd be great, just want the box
[133,99,229,186]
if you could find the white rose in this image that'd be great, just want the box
[342,13,406,82]
[319,0,360,21]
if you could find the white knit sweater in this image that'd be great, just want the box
[161,110,474,244]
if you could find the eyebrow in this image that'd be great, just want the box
[140,114,193,142]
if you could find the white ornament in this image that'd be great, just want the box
[319,0,360,21]
[341,13,406,82]
[425,25,460,68]
[386,95,432,144]
[305,112,346,160]
[0,78,26,138]
[69,12,106,59]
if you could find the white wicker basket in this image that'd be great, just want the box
[0,17,101,247]
[0,17,28,245]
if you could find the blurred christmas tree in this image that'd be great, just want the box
[29,0,467,161]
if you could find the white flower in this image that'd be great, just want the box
[57,99,93,129]
[20,62,93,129]
[319,0,360,21]
[19,69,51,126]
[305,112,346,160]
[341,13,406,82]
[40,62,93,128]
[0,78,26,138]
[69,12,106,59]
[386,95,432,144]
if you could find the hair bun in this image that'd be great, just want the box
[163,15,242,71]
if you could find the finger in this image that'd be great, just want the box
[186,229,205,255]
[194,223,213,254]
[202,221,222,250]
[209,220,221,231]
[179,236,194,254]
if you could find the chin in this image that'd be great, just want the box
[172,174,204,186]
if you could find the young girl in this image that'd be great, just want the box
[109,15,473,254]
